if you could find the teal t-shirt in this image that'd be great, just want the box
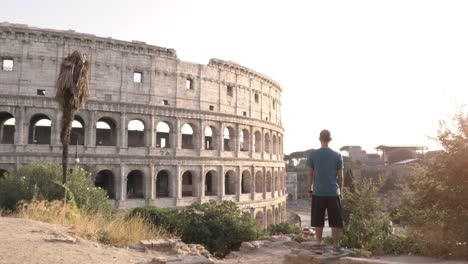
[306,148,343,196]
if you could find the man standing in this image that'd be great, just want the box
[306,129,344,254]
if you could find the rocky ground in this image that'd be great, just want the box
[1,216,466,264]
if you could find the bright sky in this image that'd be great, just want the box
[2,0,467,154]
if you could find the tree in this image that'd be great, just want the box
[55,51,89,200]
[399,112,468,259]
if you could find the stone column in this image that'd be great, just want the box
[149,164,155,200]
[235,124,240,158]
[263,167,267,200]
[86,111,96,147]
[261,128,265,160]
[119,164,127,201]
[119,113,127,148]
[262,207,267,230]
[175,166,181,199]
[199,121,205,151]
[174,118,181,150]
[53,110,62,146]
[200,165,205,200]
[219,122,224,154]
[250,165,255,201]
[236,166,241,201]
[249,125,254,158]
[147,115,156,148]
[14,106,25,145]
[219,165,225,199]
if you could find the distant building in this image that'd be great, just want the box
[340,145,384,166]
[375,145,427,165]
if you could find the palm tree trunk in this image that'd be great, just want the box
[61,107,74,201]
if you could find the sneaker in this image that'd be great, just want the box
[332,245,345,255]
[312,244,323,255]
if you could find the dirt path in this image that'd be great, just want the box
[0,217,156,264]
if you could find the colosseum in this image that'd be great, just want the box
[0,23,286,229]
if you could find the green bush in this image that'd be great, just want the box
[0,163,113,215]
[268,223,302,235]
[178,201,258,258]
[341,176,415,255]
[129,206,181,233]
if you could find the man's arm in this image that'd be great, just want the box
[307,167,314,199]
[337,169,344,197]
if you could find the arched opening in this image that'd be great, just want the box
[223,127,235,151]
[127,170,144,199]
[95,170,114,199]
[267,209,272,226]
[240,129,249,152]
[156,170,170,198]
[156,121,171,148]
[204,126,217,150]
[255,171,264,193]
[181,123,194,149]
[241,170,251,194]
[205,170,217,196]
[264,133,270,154]
[96,117,117,146]
[0,169,8,179]
[0,112,15,144]
[128,119,145,147]
[275,207,280,224]
[28,114,51,144]
[279,136,283,156]
[224,170,236,195]
[266,171,272,192]
[254,131,261,153]
[255,211,264,230]
[273,135,277,155]
[182,171,194,197]
[70,116,85,145]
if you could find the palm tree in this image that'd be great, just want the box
[55,51,89,200]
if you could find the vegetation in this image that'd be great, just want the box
[397,112,468,259]
[130,200,259,258]
[341,175,417,255]
[0,163,113,215]
[268,222,302,235]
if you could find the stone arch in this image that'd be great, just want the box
[267,209,273,227]
[255,171,264,193]
[241,170,251,194]
[264,133,270,154]
[128,119,145,147]
[181,123,195,149]
[240,129,249,152]
[204,125,218,150]
[94,170,115,199]
[182,171,195,197]
[223,126,235,151]
[205,170,218,196]
[127,170,144,199]
[0,112,15,144]
[28,113,51,144]
[96,117,117,146]
[0,169,9,179]
[70,115,85,145]
[266,171,272,192]
[272,134,277,155]
[224,170,236,195]
[156,170,170,198]
[255,211,264,230]
[254,131,262,153]
[156,121,171,148]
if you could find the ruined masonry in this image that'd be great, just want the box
[0,22,286,229]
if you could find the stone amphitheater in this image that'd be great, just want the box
[0,22,286,229]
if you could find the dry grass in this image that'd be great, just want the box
[16,200,174,247]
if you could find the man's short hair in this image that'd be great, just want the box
[319,129,332,142]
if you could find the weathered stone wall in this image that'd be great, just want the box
[0,23,286,229]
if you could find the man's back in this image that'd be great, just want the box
[307,148,343,196]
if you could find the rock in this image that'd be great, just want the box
[129,243,146,252]
[44,235,77,244]
[250,240,264,248]
[224,251,242,259]
[339,257,402,264]
[269,235,291,242]
[240,242,256,252]
[300,241,316,250]
[283,241,301,248]
[150,256,214,264]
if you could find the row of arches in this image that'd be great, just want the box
[93,168,286,200]
[0,111,283,155]
[254,204,286,230]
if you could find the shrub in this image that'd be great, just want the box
[268,223,302,235]
[129,206,181,233]
[178,200,258,257]
[0,163,113,215]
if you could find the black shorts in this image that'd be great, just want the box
[311,195,343,228]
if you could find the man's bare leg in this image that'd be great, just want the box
[332,227,341,246]
[315,227,323,244]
